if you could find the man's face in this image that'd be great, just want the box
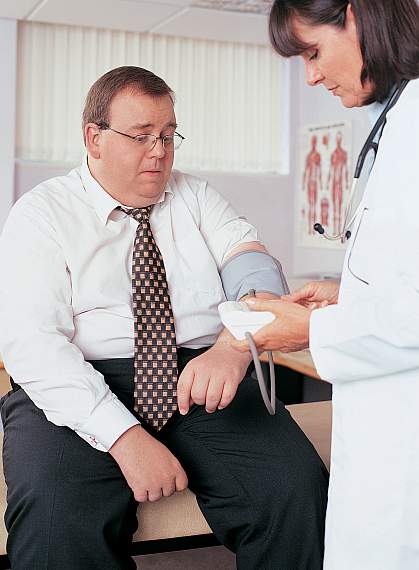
[93,89,176,207]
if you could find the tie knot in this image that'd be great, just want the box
[121,206,153,223]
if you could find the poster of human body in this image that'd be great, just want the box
[297,121,352,248]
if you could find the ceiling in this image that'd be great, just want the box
[0,0,273,45]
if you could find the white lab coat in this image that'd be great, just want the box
[310,77,419,570]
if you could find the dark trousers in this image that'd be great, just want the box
[1,348,328,569]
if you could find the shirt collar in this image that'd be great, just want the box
[79,156,174,226]
[366,86,396,128]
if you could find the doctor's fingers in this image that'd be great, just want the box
[249,317,292,352]
[285,286,316,305]
[283,296,318,309]
[248,331,272,353]
[230,337,252,353]
[231,320,288,353]
[243,297,286,315]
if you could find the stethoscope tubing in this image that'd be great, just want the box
[314,79,409,242]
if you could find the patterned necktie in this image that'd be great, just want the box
[124,206,178,430]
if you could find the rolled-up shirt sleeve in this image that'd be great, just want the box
[0,195,139,452]
[197,182,260,267]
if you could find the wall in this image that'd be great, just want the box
[11,20,293,274]
[13,57,373,282]
[14,161,294,275]
[192,170,294,273]
[0,19,17,230]
[291,59,371,277]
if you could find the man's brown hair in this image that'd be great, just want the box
[82,66,174,142]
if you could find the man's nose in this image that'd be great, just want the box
[148,138,166,158]
[305,61,324,87]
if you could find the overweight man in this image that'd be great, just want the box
[0,66,328,569]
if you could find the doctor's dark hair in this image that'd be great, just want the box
[269,0,419,103]
[82,66,174,143]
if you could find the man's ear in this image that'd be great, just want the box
[84,123,102,159]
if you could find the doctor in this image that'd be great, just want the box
[233,0,419,568]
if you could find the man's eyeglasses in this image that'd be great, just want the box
[97,123,185,152]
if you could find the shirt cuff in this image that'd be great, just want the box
[76,394,140,452]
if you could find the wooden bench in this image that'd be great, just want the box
[0,366,332,569]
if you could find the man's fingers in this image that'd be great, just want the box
[177,366,195,415]
[218,379,239,410]
[190,373,210,406]
[135,492,148,503]
[175,469,188,492]
[205,377,225,412]
[147,489,163,502]
[162,480,176,498]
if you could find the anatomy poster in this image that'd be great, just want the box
[297,121,352,249]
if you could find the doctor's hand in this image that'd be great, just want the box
[285,279,340,309]
[231,298,311,354]
[177,337,251,416]
[109,425,188,503]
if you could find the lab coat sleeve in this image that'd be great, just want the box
[310,280,419,384]
[0,194,139,451]
[310,84,419,384]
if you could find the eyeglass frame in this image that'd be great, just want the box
[96,122,185,152]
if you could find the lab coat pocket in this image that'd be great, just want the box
[347,207,371,286]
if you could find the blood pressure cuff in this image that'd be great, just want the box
[220,250,290,301]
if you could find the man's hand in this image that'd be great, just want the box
[231,298,311,354]
[109,425,188,502]
[284,279,340,309]
[177,339,251,416]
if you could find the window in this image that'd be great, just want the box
[16,21,288,173]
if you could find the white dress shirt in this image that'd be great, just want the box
[0,160,258,451]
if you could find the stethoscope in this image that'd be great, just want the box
[314,79,409,243]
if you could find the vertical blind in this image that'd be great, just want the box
[16,21,287,173]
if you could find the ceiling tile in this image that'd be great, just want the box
[134,0,193,4]
[193,0,271,14]
[28,0,182,33]
[153,6,269,44]
[0,0,42,19]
